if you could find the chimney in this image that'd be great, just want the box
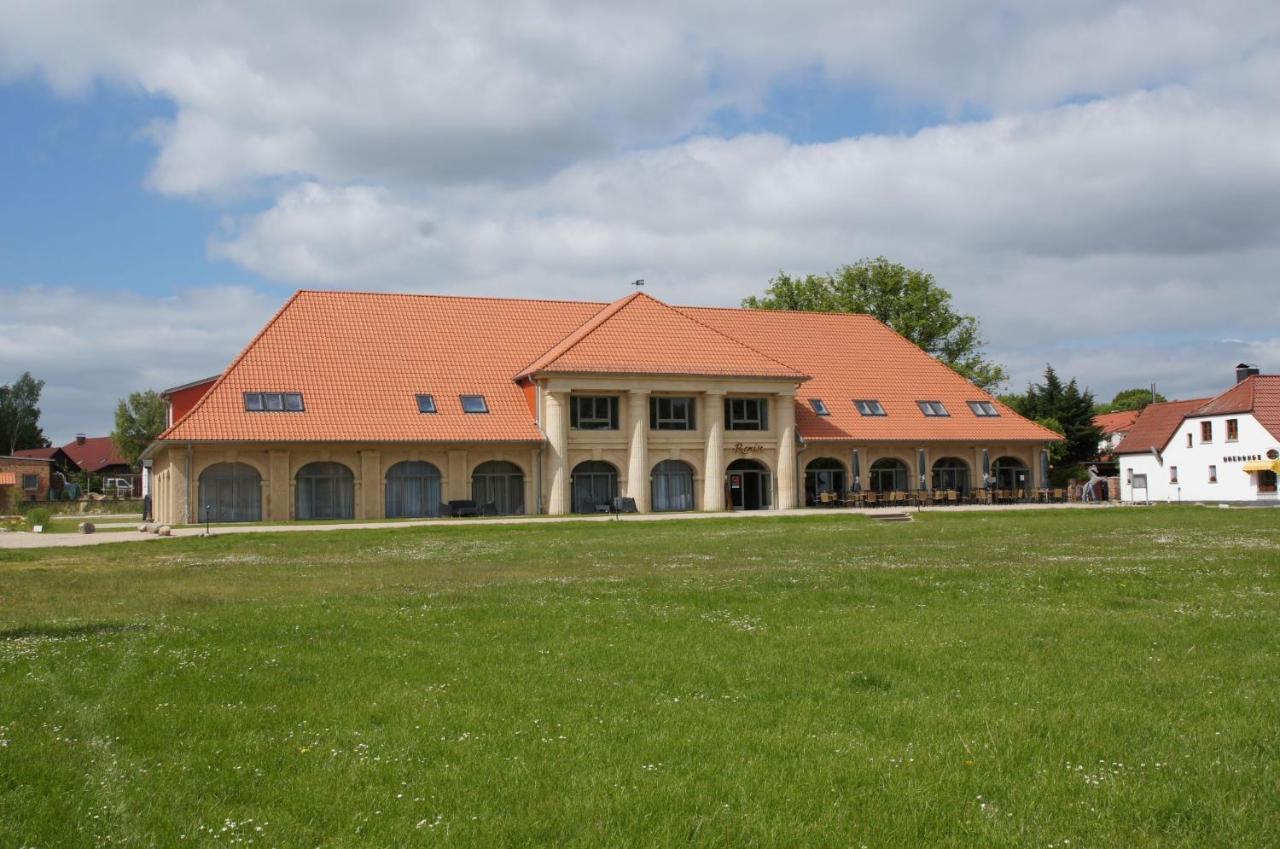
[75,433,86,445]
[1235,363,1260,383]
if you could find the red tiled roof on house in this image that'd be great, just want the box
[1094,409,1140,435]
[517,292,805,380]
[1191,374,1280,441]
[60,436,130,473]
[682,306,1060,442]
[158,290,1059,445]
[1112,398,1212,456]
[11,447,59,460]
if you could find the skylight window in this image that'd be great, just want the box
[244,392,304,412]
[460,394,489,414]
[416,394,437,414]
[854,399,886,416]
[808,398,831,416]
[917,400,949,417]
[967,400,999,417]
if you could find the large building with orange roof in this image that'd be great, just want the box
[144,290,1060,524]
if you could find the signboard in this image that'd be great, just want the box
[730,474,742,489]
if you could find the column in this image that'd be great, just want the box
[269,450,290,521]
[703,391,726,511]
[626,389,650,512]
[545,391,570,515]
[171,453,190,525]
[447,449,468,502]
[360,450,382,519]
[775,392,798,509]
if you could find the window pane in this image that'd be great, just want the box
[284,393,304,411]
[461,395,488,413]
[244,393,264,411]
[264,393,284,411]
[416,394,436,413]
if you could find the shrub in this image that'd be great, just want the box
[26,507,53,530]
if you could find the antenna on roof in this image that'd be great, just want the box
[631,279,645,289]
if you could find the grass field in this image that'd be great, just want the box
[1,507,1277,847]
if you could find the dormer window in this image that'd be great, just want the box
[416,394,437,414]
[808,399,830,416]
[244,392,304,412]
[917,400,949,417]
[460,395,489,414]
[854,399,886,416]
[967,401,999,417]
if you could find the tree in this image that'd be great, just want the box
[0,372,49,455]
[743,257,1008,389]
[112,390,167,466]
[1096,387,1167,414]
[1008,365,1102,468]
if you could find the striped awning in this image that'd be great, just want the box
[1241,459,1280,473]
[0,472,15,486]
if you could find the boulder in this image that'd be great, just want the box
[157,525,172,537]
[78,522,96,534]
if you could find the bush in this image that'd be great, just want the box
[26,507,53,530]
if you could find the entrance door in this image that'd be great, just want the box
[726,459,771,510]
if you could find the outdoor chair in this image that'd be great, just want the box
[946,489,958,505]
[448,499,481,517]
[819,491,837,507]
[861,492,877,508]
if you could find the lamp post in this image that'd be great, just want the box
[203,504,212,537]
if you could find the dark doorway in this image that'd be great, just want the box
[726,459,771,510]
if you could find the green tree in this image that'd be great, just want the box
[1012,365,1102,468]
[0,372,49,455]
[1096,387,1166,414]
[743,257,1008,389]
[112,390,167,466]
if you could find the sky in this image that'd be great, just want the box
[2,1,1279,444]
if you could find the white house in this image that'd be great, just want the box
[1117,365,1280,503]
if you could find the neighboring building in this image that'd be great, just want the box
[1116,365,1280,503]
[0,455,55,505]
[16,435,138,495]
[143,290,1060,524]
[161,375,220,428]
[1090,408,1141,478]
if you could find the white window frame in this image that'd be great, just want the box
[854,399,886,417]
[650,396,695,431]
[917,400,950,417]
[967,400,999,417]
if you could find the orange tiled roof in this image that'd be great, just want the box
[517,292,804,380]
[1191,375,1280,441]
[1094,410,1140,435]
[682,306,1060,442]
[1112,398,1212,455]
[60,436,129,472]
[159,290,1059,445]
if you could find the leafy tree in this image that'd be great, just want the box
[112,390,167,466]
[743,257,1008,389]
[0,372,49,455]
[1009,365,1102,468]
[1036,416,1069,465]
[1096,387,1166,414]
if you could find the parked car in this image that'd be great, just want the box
[102,477,133,497]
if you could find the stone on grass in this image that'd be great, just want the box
[78,522,96,534]
[157,525,172,536]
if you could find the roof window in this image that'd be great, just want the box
[416,394,437,414]
[244,392,304,412]
[460,394,489,414]
[854,399,886,416]
[917,400,949,417]
[967,400,999,417]
[808,398,831,416]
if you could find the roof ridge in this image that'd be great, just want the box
[292,288,611,308]
[514,294,639,379]
[158,290,304,441]
[669,303,808,378]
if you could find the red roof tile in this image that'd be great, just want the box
[682,306,1060,442]
[59,436,130,473]
[1112,398,1212,455]
[1192,375,1280,441]
[11,447,59,460]
[1094,410,1140,435]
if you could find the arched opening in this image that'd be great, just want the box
[472,460,525,515]
[651,459,695,512]
[726,458,771,510]
[804,457,846,505]
[295,461,354,520]
[197,462,262,523]
[932,457,970,494]
[571,460,618,513]
[385,461,442,518]
[869,458,909,492]
[992,456,1031,493]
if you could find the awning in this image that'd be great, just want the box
[1241,459,1280,473]
[0,472,15,486]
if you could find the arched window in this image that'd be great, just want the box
[295,462,354,520]
[726,458,771,510]
[651,459,695,512]
[932,457,970,494]
[992,457,1031,492]
[804,457,846,504]
[385,461,442,518]
[472,461,525,515]
[198,462,261,523]
[869,458,909,492]
[571,461,618,513]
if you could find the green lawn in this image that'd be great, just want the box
[1,507,1277,848]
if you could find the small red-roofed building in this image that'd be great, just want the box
[142,290,1061,524]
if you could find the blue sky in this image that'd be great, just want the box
[2,2,1279,443]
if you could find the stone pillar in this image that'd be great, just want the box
[545,391,570,515]
[447,449,468,502]
[359,450,382,520]
[171,452,190,525]
[775,392,798,509]
[527,447,539,516]
[703,391,726,511]
[269,450,291,521]
[626,389,650,511]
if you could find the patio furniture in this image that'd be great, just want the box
[448,499,481,517]
[946,489,958,505]
[819,491,838,507]
[860,492,877,508]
